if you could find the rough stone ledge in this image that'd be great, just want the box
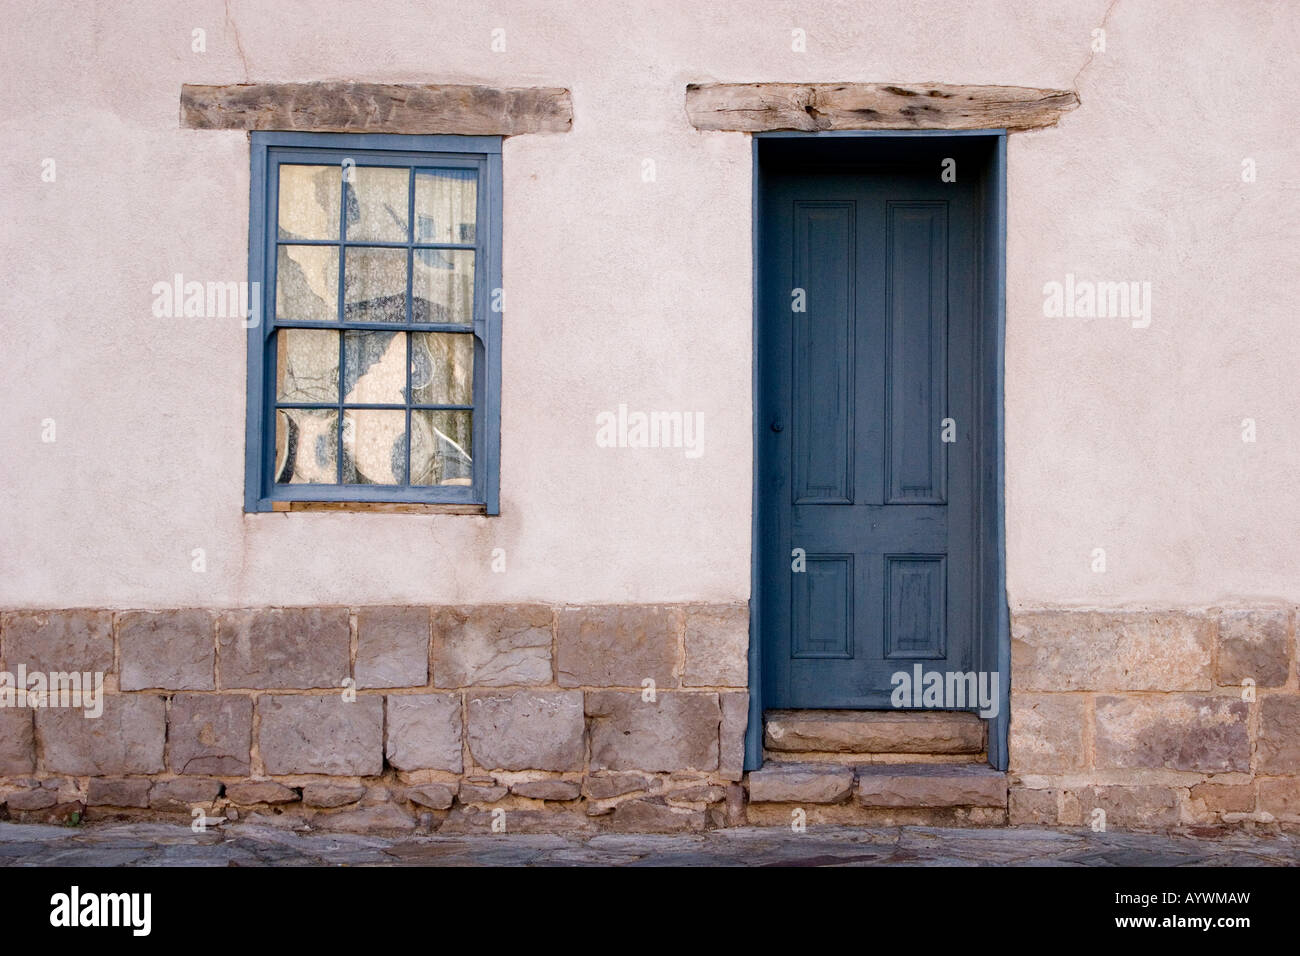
[743,804,1009,828]
[763,752,988,766]
[765,709,985,755]
[855,764,1008,809]
[685,81,1079,132]
[748,764,854,804]
[180,83,573,135]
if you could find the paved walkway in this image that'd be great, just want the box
[1,821,1297,866]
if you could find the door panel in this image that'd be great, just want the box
[760,164,978,709]
[886,201,948,504]
[791,202,855,505]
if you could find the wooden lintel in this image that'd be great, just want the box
[181,82,572,135]
[685,82,1078,132]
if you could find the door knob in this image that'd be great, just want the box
[770,420,783,432]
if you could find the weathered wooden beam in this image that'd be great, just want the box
[181,82,573,135]
[685,82,1078,132]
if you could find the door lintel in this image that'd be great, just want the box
[688,82,1077,133]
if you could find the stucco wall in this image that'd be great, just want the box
[2,0,1296,610]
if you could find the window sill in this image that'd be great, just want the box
[268,501,488,515]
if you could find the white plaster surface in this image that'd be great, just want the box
[1,2,1296,608]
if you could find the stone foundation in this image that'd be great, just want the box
[0,604,1296,832]
[1009,608,1300,828]
[0,604,749,833]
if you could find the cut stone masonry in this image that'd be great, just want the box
[0,604,1294,833]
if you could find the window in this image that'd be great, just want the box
[245,133,501,513]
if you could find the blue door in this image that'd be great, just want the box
[758,148,980,709]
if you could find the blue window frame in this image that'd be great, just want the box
[245,132,502,513]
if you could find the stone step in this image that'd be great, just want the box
[748,764,855,804]
[854,763,1007,808]
[746,761,1007,810]
[764,710,985,757]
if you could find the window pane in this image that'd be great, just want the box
[344,246,407,323]
[346,166,410,243]
[276,329,339,403]
[277,165,340,240]
[343,409,407,484]
[275,408,339,484]
[277,246,339,321]
[412,332,474,405]
[343,330,405,405]
[415,168,476,244]
[411,410,472,486]
[413,249,473,324]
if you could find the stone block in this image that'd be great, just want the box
[583,773,653,800]
[167,694,252,775]
[1190,781,1254,813]
[1,610,113,673]
[355,606,429,689]
[1094,695,1249,772]
[855,764,1007,808]
[1009,694,1085,771]
[466,690,585,771]
[511,779,581,801]
[682,604,748,686]
[6,789,57,811]
[765,709,984,754]
[459,784,508,803]
[217,608,349,689]
[667,784,727,804]
[1257,778,1300,819]
[609,797,706,832]
[1009,788,1059,825]
[86,777,151,808]
[1074,785,1180,828]
[719,691,748,781]
[587,691,720,772]
[0,709,35,774]
[1216,608,1291,688]
[148,777,221,811]
[385,693,463,772]
[1258,696,1300,772]
[556,606,678,687]
[725,783,747,826]
[258,695,383,776]
[118,610,214,691]
[303,784,365,808]
[405,783,455,809]
[225,781,299,805]
[432,604,552,687]
[36,695,165,775]
[747,764,853,803]
[1012,611,1211,691]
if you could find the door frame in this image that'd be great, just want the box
[746,129,1010,771]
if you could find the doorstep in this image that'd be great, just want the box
[745,762,1008,828]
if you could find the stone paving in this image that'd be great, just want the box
[0,820,1297,866]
